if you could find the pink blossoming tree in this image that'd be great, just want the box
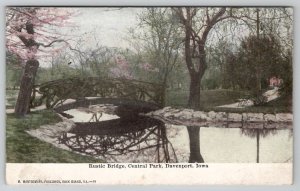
[109,55,159,80]
[110,55,133,79]
[6,7,74,115]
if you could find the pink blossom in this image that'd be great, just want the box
[6,7,76,63]
[139,63,159,72]
[110,55,133,79]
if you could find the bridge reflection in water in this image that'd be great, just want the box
[58,117,178,163]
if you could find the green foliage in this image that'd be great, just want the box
[239,35,286,89]
[214,35,291,94]
[201,69,222,90]
[204,40,237,90]
[130,8,184,86]
[36,65,79,84]
[279,49,293,97]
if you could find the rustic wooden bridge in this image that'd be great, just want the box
[30,77,165,114]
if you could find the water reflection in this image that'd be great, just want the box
[56,109,292,163]
[240,128,293,163]
[187,126,204,163]
[58,117,178,163]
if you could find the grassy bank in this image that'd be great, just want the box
[6,110,103,163]
[166,89,292,113]
[6,89,18,109]
[166,89,250,108]
[206,94,292,114]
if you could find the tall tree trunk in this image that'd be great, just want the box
[14,59,39,116]
[256,129,260,163]
[161,76,168,107]
[188,73,202,109]
[187,126,204,163]
[255,8,262,95]
[187,52,206,109]
[174,7,225,109]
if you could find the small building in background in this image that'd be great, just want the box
[269,76,283,87]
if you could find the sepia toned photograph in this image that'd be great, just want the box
[5,6,293,184]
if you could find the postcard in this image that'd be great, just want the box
[5,6,293,185]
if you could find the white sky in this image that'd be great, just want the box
[69,7,143,48]
[39,7,144,67]
[39,7,292,67]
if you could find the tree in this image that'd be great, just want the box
[235,34,287,93]
[203,40,236,90]
[130,8,182,87]
[6,7,74,116]
[172,7,235,109]
[239,8,293,94]
[257,8,293,97]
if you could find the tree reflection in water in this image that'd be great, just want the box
[187,126,204,163]
[57,108,293,164]
[241,128,282,163]
[58,117,178,163]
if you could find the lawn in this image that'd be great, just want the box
[6,89,18,109]
[166,89,250,108]
[166,89,292,113]
[6,89,19,97]
[6,110,103,163]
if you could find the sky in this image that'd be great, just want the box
[12,7,293,67]
[37,7,144,67]
[42,7,244,67]
[69,7,143,48]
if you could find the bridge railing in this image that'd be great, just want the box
[30,77,165,109]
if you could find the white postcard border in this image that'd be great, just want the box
[6,163,292,185]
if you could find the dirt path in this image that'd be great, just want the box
[217,87,280,109]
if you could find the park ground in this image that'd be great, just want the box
[6,88,292,163]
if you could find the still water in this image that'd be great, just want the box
[60,108,293,163]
